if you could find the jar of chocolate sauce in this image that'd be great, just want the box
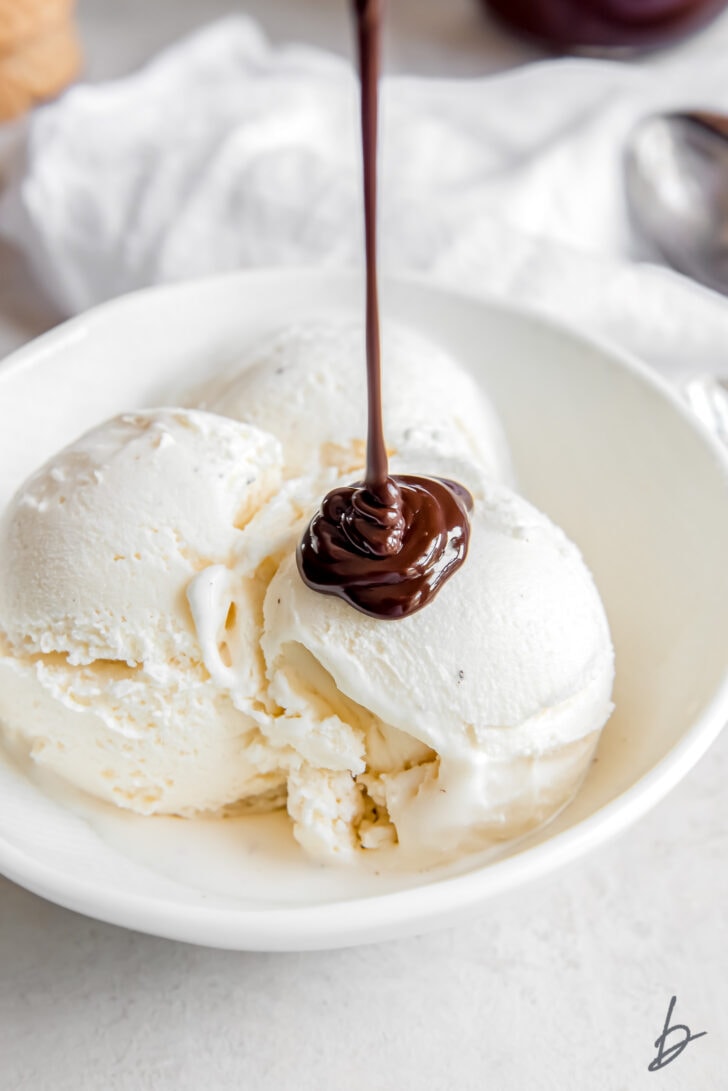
[483,0,728,52]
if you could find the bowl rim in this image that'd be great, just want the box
[1,266,727,951]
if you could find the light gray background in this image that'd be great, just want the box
[1,3,727,1088]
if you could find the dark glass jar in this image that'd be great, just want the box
[484,0,728,52]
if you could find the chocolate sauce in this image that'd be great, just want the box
[297,0,473,620]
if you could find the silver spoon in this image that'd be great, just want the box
[624,110,728,295]
[624,112,728,444]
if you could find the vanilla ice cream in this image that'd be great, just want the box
[0,332,614,871]
[0,408,291,814]
[260,479,614,865]
[194,319,513,491]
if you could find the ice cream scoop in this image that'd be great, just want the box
[261,479,614,865]
[0,408,289,814]
[194,319,513,492]
[0,380,614,870]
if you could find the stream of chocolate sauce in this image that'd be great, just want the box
[296,0,473,620]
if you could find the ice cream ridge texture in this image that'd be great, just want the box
[0,320,614,869]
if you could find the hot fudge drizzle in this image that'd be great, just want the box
[297,0,473,620]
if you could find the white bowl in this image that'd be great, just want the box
[0,270,727,951]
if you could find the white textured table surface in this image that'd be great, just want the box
[1,4,727,1089]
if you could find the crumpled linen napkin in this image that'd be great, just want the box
[1,15,728,383]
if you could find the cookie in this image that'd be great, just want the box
[0,0,75,52]
[0,20,81,121]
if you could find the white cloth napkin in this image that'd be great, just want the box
[2,15,728,384]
